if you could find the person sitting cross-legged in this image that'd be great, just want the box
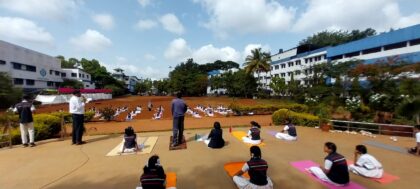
[349,145,383,178]
[120,126,141,153]
[139,155,166,189]
[242,121,262,145]
[233,146,273,189]
[275,118,297,141]
[205,121,225,149]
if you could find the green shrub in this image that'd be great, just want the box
[100,107,115,121]
[33,114,61,141]
[229,103,308,115]
[272,108,319,127]
[50,112,72,122]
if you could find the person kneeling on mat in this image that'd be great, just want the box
[349,145,383,178]
[120,126,141,153]
[205,121,225,148]
[139,155,167,189]
[275,118,297,141]
[242,121,262,145]
[308,142,350,186]
[233,146,273,189]
[408,125,420,155]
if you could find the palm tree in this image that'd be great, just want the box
[244,48,271,88]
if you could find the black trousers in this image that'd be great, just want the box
[172,116,185,144]
[72,114,84,144]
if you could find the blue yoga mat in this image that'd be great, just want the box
[363,140,408,154]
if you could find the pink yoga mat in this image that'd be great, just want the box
[290,160,365,189]
[347,161,400,184]
[267,130,277,136]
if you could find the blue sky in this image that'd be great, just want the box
[1,0,420,79]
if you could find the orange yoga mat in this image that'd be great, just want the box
[224,162,250,179]
[231,131,265,147]
[347,161,400,184]
[166,172,177,188]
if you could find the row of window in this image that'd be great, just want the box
[331,38,420,61]
[272,55,325,70]
[14,78,34,86]
[12,62,36,72]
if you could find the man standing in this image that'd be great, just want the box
[69,90,86,145]
[14,95,36,147]
[171,92,187,147]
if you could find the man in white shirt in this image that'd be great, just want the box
[69,90,86,145]
[349,145,383,178]
[408,125,420,155]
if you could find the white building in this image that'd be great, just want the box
[61,68,95,89]
[207,68,239,95]
[112,72,139,93]
[0,40,63,92]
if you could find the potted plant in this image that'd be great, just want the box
[319,117,332,132]
[317,105,332,132]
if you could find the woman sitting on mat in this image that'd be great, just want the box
[349,145,383,178]
[140,155,167,189]
[242,121,262,145]
[120,126,140,153]
[205,121,225,148]
[233,146,273,189]
[308,142,350,186]
[275,118,297,141]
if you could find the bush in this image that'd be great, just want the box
[50,112,72,123]
[100,107,115,121]
[33,114,61,141]
[84,111,95,122]
[272,108,319,127]
[229,103,308,115]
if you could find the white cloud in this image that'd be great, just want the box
[144,53,157,61]
[0,0,81,20]
[102,56,166,79]
[92,13,114,30]
[164,38,244,64]
[293,0,420,32]
[195,0,295,37]
[69,29,112,52]
[134,19,158,30]
[164,38,192,61]
[192,45,241,64]
[0,17,54,46]
[137,0,151,7]
[159,13,185,35]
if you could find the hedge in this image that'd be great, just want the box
[49,111,95,123]
[272,108,319,127]
[229,103,308,115]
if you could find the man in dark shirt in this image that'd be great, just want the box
[13,95,36,147]
[171,92,187,147]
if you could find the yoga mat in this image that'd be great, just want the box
[224,162,250,179]
[347,161,400,184]
[290,160,365,189]
[363,140,408,154]
[267,130,277,137]
[135,172,177,189]
[195,134,208,142]
[106,137,157,156]
[231,131,265,147]
[169,136,187,150]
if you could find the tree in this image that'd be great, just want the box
[199,60,240,72]
[135,79,153,94]
[57,56,76,68]
[243,48,271,88]
[224,69,258,98]
[60,79,84,89]
[299,28,376,48]
[0,72,23,108]
[269,76,287,96]
[169,58,208,96]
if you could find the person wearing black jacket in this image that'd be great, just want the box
[140,155,166,189]
[13,95,36,147]
[205,121,225,148]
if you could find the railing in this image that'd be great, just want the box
[330,120,414,136]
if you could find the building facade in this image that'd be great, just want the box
[260,24,420,90]
[112,72,139,93]
[61,68,95,89]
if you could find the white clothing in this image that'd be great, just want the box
[69,96,85,114]
[242,137,261,145]
[416,132,420,143]
[20,122,35,144]
[349,154,383,178]
[204,139,210,145]
[324,160,333,170]
[275,133,297,141]
[308,167,344,186]
[233,176,273,189]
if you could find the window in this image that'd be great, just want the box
[345,51,360,58]
[384,42,407,51]
[79,73,82,77]
[50,70,53,75]
[26,65,36,72]
[281,64,286,68]
[82,74,85,78]
[14,78,24,85]
[309,58,313,62]
[26,79,35,86]
[295,70,301,75]
[0,60,5,65]
[274,74,279,77]
[410,38,420,46]
[61,73,66,77]
[55,71,60,76]
[86,85,89,87]
[71,73,77,77]
[281,73,286,77]
[12,62,22,70]
[275,65,279,70]
[295,60,301,65]
[330,55,343,61]
[86,75,89,79]
[47,81,54,86]
[305,59,308,63]
[361,47,381,55]
[288,62,294,67]
[287,72,292,76]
